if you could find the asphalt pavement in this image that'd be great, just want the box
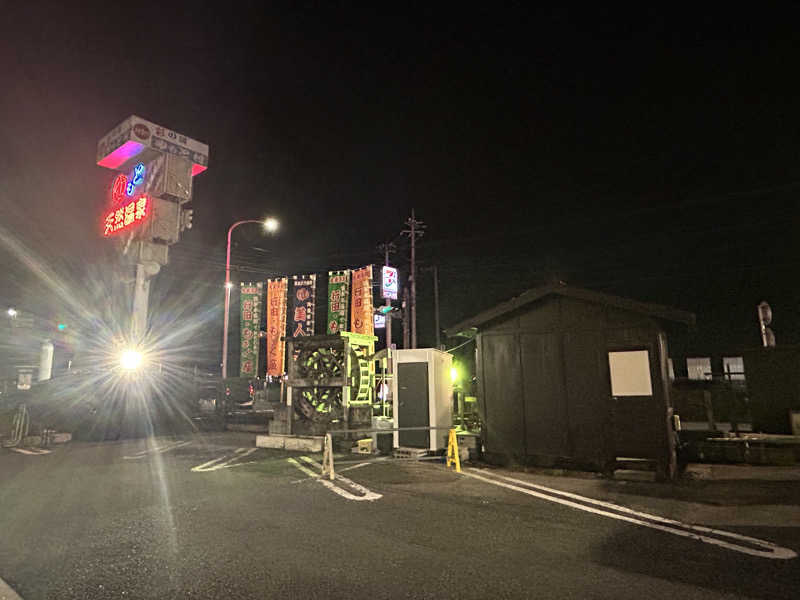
[1,432,798,599]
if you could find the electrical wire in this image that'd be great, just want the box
[446,336,476,353]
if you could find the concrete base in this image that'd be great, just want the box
[255,434,323,452]
[613,469,657,482]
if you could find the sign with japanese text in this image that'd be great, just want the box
[266,278,288,376]
[96,114,209,176]
[102,170,150,237]
[374,313,386,329]
[290,275,316,337]
[381,266,398,300]
[239,282,263,377]
[326,270,350,334]
[350,265,374,336]
[103,195,149,237]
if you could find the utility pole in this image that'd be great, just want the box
[377,241,396,351]
[432,264,440,349]
[402,286,410,349]
[402,209,425,348]
[420,264,442,349]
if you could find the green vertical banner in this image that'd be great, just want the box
[239,282,263,377]
[326,270,350,334]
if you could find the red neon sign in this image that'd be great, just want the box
[103,195,149,237]
[111,174,128,205]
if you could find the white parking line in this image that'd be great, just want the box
[191,448,258,472]
[0,575,23,600]
[338,462,371,473]
[8,447,51,455]
[122,440,191,460]
[464,469,797,560]
[287,457,382,501]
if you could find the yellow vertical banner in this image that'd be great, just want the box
[350,265,374,336]
[266,277,288,376]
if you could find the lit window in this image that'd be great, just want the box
[723,357,745,381]
[687,357,712,381]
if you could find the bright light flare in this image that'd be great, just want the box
[450,366,459,384]
[225,281,233,289]
[263,217,279,233]
[7,308,17,317]
[120,349,144,370]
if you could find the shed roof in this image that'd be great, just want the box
[443,282,696,337]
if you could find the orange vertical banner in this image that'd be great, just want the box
[350,265,374,336]
[266,277,288,376]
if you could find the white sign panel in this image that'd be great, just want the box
[374,314,386,329]
[608,350,653,397]
[97,115,209,176]
[381,266,398,300]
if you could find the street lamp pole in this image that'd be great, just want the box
[221,219,278,379]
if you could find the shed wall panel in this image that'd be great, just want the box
[606,307,652,329]
[484,316,521,333]
[563,330,610,468]
[518,297,560,332]
[481,333,524,458]
[559,297,606,331]
[521,332,570,458]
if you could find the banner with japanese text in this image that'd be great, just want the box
[350,265,374,336]
[239,282,263,377]
[266,278,288,376]
[326,270,350,334]
[290,274,316,337]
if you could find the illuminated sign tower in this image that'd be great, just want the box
[96,115,209,343]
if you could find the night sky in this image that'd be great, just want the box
[2,4,800,368]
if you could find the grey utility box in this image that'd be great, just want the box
[391,348,453,451]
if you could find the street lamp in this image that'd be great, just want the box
[264,217,279,233]
[221,218,279,379]
[120,349,144,370]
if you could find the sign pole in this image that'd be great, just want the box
[383,246,393,354]
[131,259,160,343]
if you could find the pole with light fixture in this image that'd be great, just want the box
[221,217,279,379]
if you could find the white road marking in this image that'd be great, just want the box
[191,447,258,472]
[290,462,371,482]
[122,440,191,460]
[286,457,382,501]
[8,447,51,455]
[338,462,371,473]
[0,574,23,600]
[464,469,797,560]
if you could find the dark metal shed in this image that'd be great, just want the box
[445,283,695,480]
[742,346,800,434]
